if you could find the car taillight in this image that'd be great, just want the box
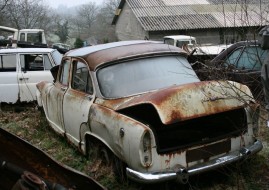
[142,131,152,166]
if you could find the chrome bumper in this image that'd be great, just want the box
[126,140,263,184]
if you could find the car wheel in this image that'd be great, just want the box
[112,154,128,183]
[86,139,99,161]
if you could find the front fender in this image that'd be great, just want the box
[88,104,151,168]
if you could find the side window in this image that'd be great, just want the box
[72,61,93,94]
[27,33,41,43]
[0,54,17,71]
[226,48,243,66]
[237,47,266,70]
[43,55,52,70]
[20,33,25,41]
[20,54,50,71]
[59,60,71,86]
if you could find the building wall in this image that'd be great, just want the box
[189,29,221,45]
[148,30,221,44]
[115,4,260,44]
[115,3,148,41]
[148,27,259,45]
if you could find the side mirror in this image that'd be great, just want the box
[261,31,269,50]
[50,65,59,83]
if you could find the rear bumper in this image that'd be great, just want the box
[126,140,263,184]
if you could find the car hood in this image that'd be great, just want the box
[95,81,253,125]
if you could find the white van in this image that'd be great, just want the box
[0,48,62,103]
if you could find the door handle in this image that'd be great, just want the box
[19,77,29,80]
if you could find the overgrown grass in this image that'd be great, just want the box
[0,104,269,190]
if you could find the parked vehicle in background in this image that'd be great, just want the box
[37,41,262,184]
[164,35,196,49]
[164,35,230,62]
[193,40,268,100]
[259,26,269,110]
[0,26,47,48]
[52,43,70,54]
[0,48,62,104]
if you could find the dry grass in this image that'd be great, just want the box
[0,104,269,190]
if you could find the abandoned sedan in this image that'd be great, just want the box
[37,41,262,184]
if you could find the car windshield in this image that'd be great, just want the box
[97,55,199,98]
[51,50,63,65]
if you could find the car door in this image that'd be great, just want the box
[46,58,71,135]
[0,53,19,103]
[18,52,54,102]
[62,59,94,147]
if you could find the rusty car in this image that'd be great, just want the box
[193,40,268,100]
[0,48,62,104]
[36,40,262,184]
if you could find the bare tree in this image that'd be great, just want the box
[5,0,52,29]
[77,2,99,31]
[55,20,69,43]
[89,0,120,42]
[0,0,9,11]
[102,0,120,20]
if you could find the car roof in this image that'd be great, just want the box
[211,40,260,62]
[0,48,55,54]
[65,40,186,71]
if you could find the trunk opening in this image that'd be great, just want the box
[119,104,247,154]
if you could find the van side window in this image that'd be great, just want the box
[20,33,25,41]
[20,54,52,71]
[0,54,16,71]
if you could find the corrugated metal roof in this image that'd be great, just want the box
[122,0,269,31]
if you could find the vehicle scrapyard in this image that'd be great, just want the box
[0,41,268,190]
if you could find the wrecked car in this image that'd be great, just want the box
[0,127,106,190]
[193,41,268,100]
[0,48,62,104]
[37,40,262,184]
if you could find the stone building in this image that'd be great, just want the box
[112,0,269,45]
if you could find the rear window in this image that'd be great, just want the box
[97,55,199,98]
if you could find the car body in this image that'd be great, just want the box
[0,48,62,103]
[37,41,262,184]
[194,41,269,100]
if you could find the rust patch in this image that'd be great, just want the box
[103,81,248,125]
[81,43,186,71]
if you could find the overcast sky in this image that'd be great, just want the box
[45,0,103,8]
